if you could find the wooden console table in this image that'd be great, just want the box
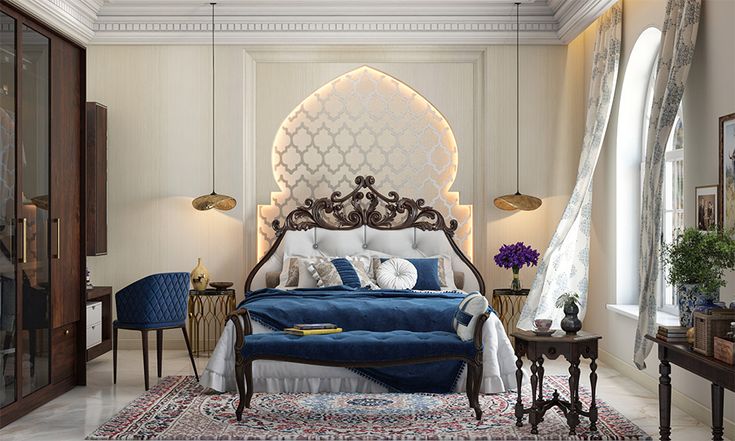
[646,335,734,441]
[512,330,602,436]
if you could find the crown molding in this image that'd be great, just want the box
[4,0,618,46]
[555,0,618,43]
[5,0,100,45]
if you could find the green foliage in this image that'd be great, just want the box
[661,227,735,294]
[555,292,580,309]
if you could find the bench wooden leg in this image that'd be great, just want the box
[235,358,246,421]
[244,361,254,409]
[465,363,475,411]
[471,362,483,420]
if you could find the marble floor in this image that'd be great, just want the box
[0,349,724,440]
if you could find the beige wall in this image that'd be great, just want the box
[86,43,586,347]
[587,0,735,436]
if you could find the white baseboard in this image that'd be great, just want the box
[598,349,734,440]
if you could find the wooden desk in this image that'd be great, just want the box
[646,335,734,441]
[86,286,113,361]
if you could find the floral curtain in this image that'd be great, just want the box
[634,0,701,369]
[518,3,622,330]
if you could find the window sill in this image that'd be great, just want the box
[606,304,680,326]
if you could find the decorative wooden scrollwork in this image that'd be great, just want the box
[271,176,459,236]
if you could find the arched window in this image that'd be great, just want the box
[659,108,684,314]
[616,27,662,305]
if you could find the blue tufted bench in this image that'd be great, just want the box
[227,309,489,421]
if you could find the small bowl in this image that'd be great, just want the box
[209,281,234,290]
[533,319,553,332]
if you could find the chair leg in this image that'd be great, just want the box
[141,330,149,390]
[181,326,199,381]
[113,324,118,384]
[156,329,163,378]
[235,359,246,421]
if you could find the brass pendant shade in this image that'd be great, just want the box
[494,3,541,212]
[494,192,542,211]
[193,2,236,212]
[192,192,237,211]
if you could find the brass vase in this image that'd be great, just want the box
[191,258,210,291]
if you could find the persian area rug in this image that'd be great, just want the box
[87,376,651,440]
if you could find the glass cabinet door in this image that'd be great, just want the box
[0,11,17,408]
[19,24,50,398]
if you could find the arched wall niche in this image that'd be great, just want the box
[257,65,472,257]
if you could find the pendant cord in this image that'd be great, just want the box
[515,2,520,195]
[211,2,216,193]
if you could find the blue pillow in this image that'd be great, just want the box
[380,258,441,290]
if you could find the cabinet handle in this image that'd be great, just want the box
[18,218,27,264]
[64,329,70,335]
[53,218,61,259]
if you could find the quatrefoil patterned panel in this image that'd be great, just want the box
[258,66,472,256]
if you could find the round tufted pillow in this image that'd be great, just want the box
[376,258,418,290]
[452,292,489,341]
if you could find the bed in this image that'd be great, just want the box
[200,176,520,395]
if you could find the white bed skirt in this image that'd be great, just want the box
[200,313,522,394]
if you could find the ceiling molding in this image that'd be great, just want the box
[6,0,100,45]
[5,0,618,46]
[555,0,618,43]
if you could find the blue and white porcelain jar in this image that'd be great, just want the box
[677,284,719,327]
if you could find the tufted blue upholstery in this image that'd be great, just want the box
[114,272,190,329]
[242,330,478,363]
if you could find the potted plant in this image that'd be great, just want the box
[661,227,735,327]
[555,292,582,334]
[493,242,540,291]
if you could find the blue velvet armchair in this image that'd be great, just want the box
[113,272,198,390]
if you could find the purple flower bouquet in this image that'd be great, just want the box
[494,242,540,291]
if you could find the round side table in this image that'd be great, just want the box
[492,288,529,346]
[188,288,237,357]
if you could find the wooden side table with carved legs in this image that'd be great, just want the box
[512,330,602,436]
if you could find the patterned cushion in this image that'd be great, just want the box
[115,272,189,328]
[309,258,377,289]
[376,258,418,290]
[452,292,488,341]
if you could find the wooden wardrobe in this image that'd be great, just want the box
[0,2,86,427]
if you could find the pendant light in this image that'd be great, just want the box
[193,2,237,211]
[494,2,542,212]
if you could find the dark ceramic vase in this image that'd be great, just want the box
[560,302,582,334]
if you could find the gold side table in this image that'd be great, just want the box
[492,288,530,346]
[188,289,237,357]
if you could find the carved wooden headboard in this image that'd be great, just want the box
[245,176,484,294]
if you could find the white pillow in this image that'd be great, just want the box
[452,292,489,341]
[376,258,418,290]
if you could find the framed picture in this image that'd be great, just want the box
[719,113,735,232]
[695,186,718,231]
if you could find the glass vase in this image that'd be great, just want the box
[511,268,521,291]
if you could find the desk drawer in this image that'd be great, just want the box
[86,301,102,326]
[86,321,102,349]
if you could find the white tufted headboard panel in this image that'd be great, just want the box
[247,227,482,293]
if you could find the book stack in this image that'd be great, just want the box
[284,323,342,336]
[657,325,689,343]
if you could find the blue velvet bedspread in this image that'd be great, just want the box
[238,286,484,393]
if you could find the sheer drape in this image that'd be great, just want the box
[634,0,701,369]
[518,3,622,330]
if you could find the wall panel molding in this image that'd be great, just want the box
[243,47,486,262]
